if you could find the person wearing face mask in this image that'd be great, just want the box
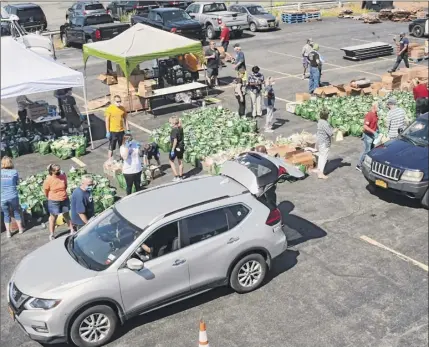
[120,134,143,195]
[43,164,73,240]
[70,176,95,232]
[105,95,130,159]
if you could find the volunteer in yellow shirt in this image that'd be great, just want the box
[105,95,129,159]
[179,53,200,81]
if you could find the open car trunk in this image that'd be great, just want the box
[220,152,304,203]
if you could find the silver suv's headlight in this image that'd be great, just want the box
[363,155,372,167]
[401,170,423,182]
[24,298,61,310]
[258,18,267,25]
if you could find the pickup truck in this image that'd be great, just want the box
[409,17,428,38]
[185,2,248,39]
[60,14,129,47]
[361,112,429,209]
[131,8,204,43]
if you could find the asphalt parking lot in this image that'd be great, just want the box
[1,17,428,347]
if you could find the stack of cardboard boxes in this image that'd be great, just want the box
[408,43,426,60]
[381,66,428,92]
[267,144,315,170]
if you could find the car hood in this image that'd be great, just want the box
[370,137,429,171]
[165,19,201,29]
[253,14,276,20]
[11,237,96,298]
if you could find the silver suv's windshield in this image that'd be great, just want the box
[67,208,143,271]
[401,116,428,146]
[247,6,268,15]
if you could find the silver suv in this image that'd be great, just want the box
[7,153,291,347]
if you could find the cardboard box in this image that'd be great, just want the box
[371,82,383,91]
[97,73,118,85]
[362,87,372,95]
[343,85,353,96]
[400,82,413,92]
[410,50,425,59]
[314,86,338,97]
[217,46,226,59]
[284,148,305,159]
[290,152,314,169]
[117,95,147,112]
[268,144,299,158]
[350,87,362,96]
[295,93,311,102]
[286,102,301,114]
[378,89,390,96]
[117,74,146,90]
[338,91,347,97]
[109,83,134,98]
[137,81,153,97]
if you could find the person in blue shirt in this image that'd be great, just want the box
[143,142,161,167]
[388,32,410,73]
[70,176,94,232]
[233,43,246,75]
[1,157,25,237]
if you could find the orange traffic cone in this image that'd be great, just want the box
[199,319,209,347]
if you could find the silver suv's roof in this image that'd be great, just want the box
[115,175,246,228]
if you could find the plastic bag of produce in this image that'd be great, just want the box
[39,141,52,155]
[9,143,19,158]
[16,137,30,155]
[1,142,10,158]
[56,147,74,160]
[74,143,86,157]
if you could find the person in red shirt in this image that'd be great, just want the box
[413,81,429,115]
[219,23,230,52]
[356,102,379,171]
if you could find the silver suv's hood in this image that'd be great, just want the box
[11,237,96,298]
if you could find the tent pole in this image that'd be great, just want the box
[82,69,95,150]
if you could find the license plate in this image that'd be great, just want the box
[8,305,15,321]
[232,26,237,30]
[375,179,387,188]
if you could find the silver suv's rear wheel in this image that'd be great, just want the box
[70,305,118,347]
[230,253,267,293]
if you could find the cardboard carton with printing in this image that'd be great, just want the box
[295,93,311,102]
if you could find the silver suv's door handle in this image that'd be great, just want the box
[173,259,186,266]
[227,237,240,244]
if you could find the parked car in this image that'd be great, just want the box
[361,1,393,11]
[7,153,290,347]
[409,17,429,38]
[131,7,205,43]
[60,14,130,47]
[66,1,107,23]
[1,11,55,59]
[106,1,159,20]
[361,113,429,208]
[185,2,249,39]
[2,3,47,32]
[228,3,279,32]
[157,1,192,9]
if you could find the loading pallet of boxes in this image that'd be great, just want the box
[97,67,154,112]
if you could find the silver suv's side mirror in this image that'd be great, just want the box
[126,258,144,271]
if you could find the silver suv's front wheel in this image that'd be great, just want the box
[230,253,267,293]
[70,305,118,347]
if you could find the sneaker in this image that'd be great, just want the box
[49,234,55,241]
[387,70,394,73]
[18,230,24,234]
[264,128,274,133]
[172,176,180,182]
[356,165,362,172]
[179,176,185,180]
[302,75,305,80]
[6,231,11,238]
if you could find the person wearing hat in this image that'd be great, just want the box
[388,32,409,73]
[301,39,313,79]
[307,43,322,94]
[233,43,246,75]
[386,98,406,140]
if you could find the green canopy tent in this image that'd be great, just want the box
[82,23,204,78]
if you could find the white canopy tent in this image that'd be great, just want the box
[1,37,94,148]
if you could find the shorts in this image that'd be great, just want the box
[207,68,219,78]
[73,224,84,232]
[1,197,21,223]
[302,56,309,68]
[109,131,124,151]
[48,199,70,215]
[169,148,184,161]
[146,152,160,161]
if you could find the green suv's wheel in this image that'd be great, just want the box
[230,253,267,293]
[70,305,118,347]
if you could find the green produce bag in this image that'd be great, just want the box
[56,147,74,160]
[9,144,19,158]
[30,141,40,153]
[74,143,86,157]
[115,172,136,192]
[39,141,52,155]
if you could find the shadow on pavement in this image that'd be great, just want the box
[365,184,423,209]
[278,201,327,247]
[324,158,351,175]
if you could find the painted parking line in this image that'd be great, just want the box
[1,104,18,120]
[268,50,382,77]
[360,235,428,272]
[71,157,86,167]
